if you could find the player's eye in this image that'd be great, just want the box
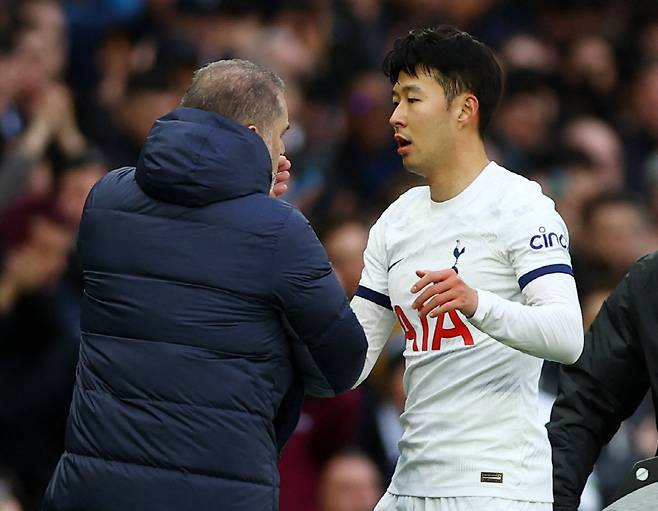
[408,98,420,104]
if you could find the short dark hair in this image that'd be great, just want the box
[180,59,285,133]
[383,25,503,137]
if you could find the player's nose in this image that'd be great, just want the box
[389,104,406,128]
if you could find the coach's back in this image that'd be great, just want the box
[43,107,367,511]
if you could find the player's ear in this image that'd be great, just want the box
[457,94,479,128]
[247,124,262,136]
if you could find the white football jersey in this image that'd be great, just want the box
[355,161,574,502]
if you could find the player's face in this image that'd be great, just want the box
[390,70,460,177]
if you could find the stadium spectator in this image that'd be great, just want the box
[560,35,619,121]
[87,71,178,168]
[491,68,560,175]
[0,197,75,511]
[625,60,658,191]
[323,219,369,298]
[318,451,383,511]
[0,77,86,208]
[561,117,625,194]
[573,193,656,296]
[499,33,558,74]
[0,467,22,511]
[279,393,364,511]
[335,73,403,203]
[50,149,107,335]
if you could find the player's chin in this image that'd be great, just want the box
[403,160,427,178]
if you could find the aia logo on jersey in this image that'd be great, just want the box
[394,306,474,352]
[530,226,568,250]
[451,240,465,273]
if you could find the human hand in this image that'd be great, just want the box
[25,84,85,154]
[51,84,86,155]
[411,269,478,318]
[28,83,66,124]
[271,155,292,198]
[17,84,67,156]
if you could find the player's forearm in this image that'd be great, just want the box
[469,274,583,364]
[350,295,397,387]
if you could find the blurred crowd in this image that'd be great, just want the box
[1,1,657,510]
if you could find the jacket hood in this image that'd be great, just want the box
[135,107,272,206]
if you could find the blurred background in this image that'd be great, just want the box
[0,1,657,510]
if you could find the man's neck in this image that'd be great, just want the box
[426,137,490,203]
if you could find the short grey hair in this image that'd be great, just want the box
[180,59,285,132]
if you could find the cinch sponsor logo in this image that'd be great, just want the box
[530,226,568,250]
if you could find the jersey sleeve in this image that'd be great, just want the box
[503,191,573,291]
[471,273,583,364]
[354,215,392,309]
[468,188,582,364]
[351,215,397,386]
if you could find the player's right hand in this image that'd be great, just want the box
[410,269,478,318]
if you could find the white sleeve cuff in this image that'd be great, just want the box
[470,288,496,325]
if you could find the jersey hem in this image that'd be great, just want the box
[386,484,553,503]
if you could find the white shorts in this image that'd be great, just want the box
[374,492,552,511]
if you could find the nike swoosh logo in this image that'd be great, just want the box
[388,258,404,271]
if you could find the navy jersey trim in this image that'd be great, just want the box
[518,264,573,290]
[356,285,392,310]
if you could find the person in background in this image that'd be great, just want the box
[0,197,75,511]
[323,219,369,299]
[572,193,656,297]
[318,451,383,511]
[0,467,22,511]
[88,71,179,168]
[548,251,658,510]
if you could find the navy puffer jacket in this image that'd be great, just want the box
[43,108,367,511]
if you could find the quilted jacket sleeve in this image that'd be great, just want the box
[272,207,367,397]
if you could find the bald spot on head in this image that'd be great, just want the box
[180,59,285,134]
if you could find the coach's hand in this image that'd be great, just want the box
[411,269,478,318]
[271,156,292,198]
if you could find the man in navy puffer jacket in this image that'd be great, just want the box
[43,60,368,511]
